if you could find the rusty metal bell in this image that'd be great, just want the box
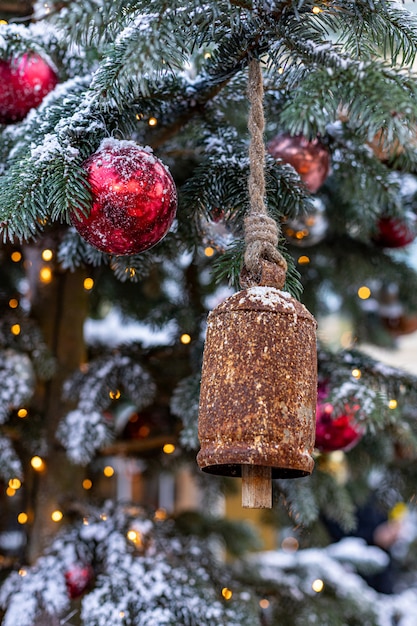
[197,262,317,507]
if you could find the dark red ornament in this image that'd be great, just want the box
[65,563,94,599]
[372,216,416,249]
[0,53,58,124]
[315,402,364,453]
[71,140,177,255]
[267,133,330,193]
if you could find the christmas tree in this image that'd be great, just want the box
[2,0,417,624]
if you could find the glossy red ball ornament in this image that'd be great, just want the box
[267,133,330,193]
[315,402,364,453]
[71,139,177,255]
[65,563,94,599]
[372,215,416,249]
[0,53,58,124]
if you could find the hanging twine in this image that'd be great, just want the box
[242,58,287,288]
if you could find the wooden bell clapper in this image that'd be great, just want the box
[197,59,317,508]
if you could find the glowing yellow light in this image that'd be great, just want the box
[0,19,9,25]
[358,286,371,300]
[180,333,191,345]
[135,112,144,120]
[83,517,89,525]
[312,578,324,592]
[39,266,53,284]
[9,478,21,490]
[109,389,121,400]
[41,249,53,261]
[222,587,233,600]
[204,246,215,257]
[125,267,136,278]
[11,324,21,336]
[390,501,407,521]
[298,255,310,265]
[17,512,28,524]
[388,399,398,409]
[83,277,94,290]
[163,443,176,454]
[103,465,115,477]
[11,251,22,262]
[18,568,27,576]
[127,529,143,546]
[31,456,45,471]
[100,513,108,521]
[9,298,18,309]
[312,5,322,13]
[148,117,158,126]
[17,408,28,418]
[6,487,16,497]
[51,510,63,522]
[119,612,125,618]
[83,479,93,490]
[204,51,211,59]
[154,508,167,521]
[278,67,284,74]
[259,599,270,609]
[351,368,361,379]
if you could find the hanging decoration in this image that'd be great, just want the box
[267,133,330,193]
[372,214,417,249]
[70,139,177,256]
[0,53,58,124]
[282,197,328,247]
[197,59,317,509]
[65,563,94,599]
[315,401,364,453]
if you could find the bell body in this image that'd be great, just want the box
[197,285,317,478]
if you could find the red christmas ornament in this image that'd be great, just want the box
[372,216,416,249]
[0,53,58,124]
[267,133,330,193]
[65,563,94,599]
[315,402,364,453]
[71,139,177,255]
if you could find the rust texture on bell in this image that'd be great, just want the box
[197,277,317,484]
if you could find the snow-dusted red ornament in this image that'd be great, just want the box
[71,140,177,255]
[65,563,94,599]
[0,53,58,124]
[315,402,364,453]
[372,215,417,249]
[267,133,330,193]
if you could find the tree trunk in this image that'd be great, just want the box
[24,243,89,561]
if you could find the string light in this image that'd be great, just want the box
[259,599,270,609]
[180,333,191,345]
[127,529,143,546]
[221,587,233,600]
[17,512,28,524]
[0,19,8,25]
[83,479,93,490]
[312,5,323,13]
[11,251,22,262]
[18,568,27,576]
[204,51,211,59]
[31,456,45,471]
[9,298,18,309]
[154,508,167,521]
[298,255,310,265]
[312,578,324,592]
[39,267,53,284]
[9,478,21,490]
[357,285,371,300]
[83,277,94,290]
[51,510,63,522]
[204,246,215,257]
[103,465,115,477]
[281,536,299,552]
[109,389,121,400]
[125,267,136,278]
[148,117,158,126]
[351,368,361,379]
[388,399,398,409]
[135,113,144,120]
[41,249,53,261]
[17,408,28,418]
[163,443,175,454]
[11,324,21,336]
[6,487,16,497]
